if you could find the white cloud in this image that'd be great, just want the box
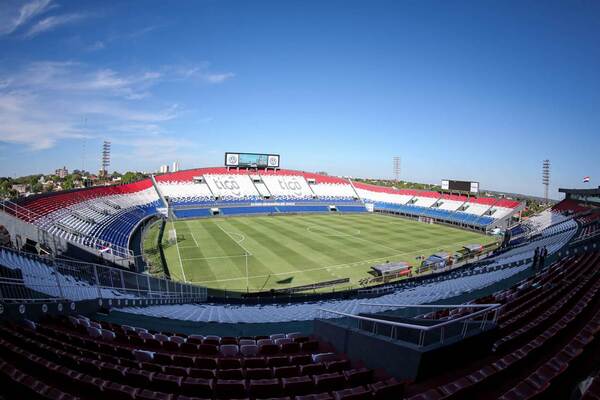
[85,25,163,52]
[0,63,178,150]
[0,61,224,153]
[7,61,162,100]
[79,102,180,123]
[0,91,87,150]
[0,0,53,36]
[169,64,235,84]
[203,72,236,84]
[24,12,87,37]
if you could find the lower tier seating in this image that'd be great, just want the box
[373,203,495,226]
[120,263,530,323]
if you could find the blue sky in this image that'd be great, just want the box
[0,0,599,198]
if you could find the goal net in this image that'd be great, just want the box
[167,228,178,245]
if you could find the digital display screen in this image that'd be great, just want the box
[240,153,268,166]
[442,179,479,193]
[225,152,280,168]
[450,180,471,192]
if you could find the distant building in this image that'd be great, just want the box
[172,161,180,173]
[42,180,54,190]
[159,165,170,173]
[55,166,68,178]
[11,184,28,194]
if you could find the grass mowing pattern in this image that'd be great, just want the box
[155,213,496,292]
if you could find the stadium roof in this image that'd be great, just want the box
[559,186,600,196]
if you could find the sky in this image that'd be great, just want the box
[0,0,599,198]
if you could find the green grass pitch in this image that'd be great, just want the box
[154,213,497,292]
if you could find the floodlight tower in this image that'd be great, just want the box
[393,156,401,182]
[542,159,550,204]
[101,141,111,178]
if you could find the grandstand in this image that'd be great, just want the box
[0,167,523,269]
[0,164,598,399]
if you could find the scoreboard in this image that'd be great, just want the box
[441,179,479,194]
[225,152,280,168]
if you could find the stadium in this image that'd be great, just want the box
[1,150,599,400]
[1,1,600,399]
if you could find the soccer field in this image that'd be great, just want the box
[155,213,497,292]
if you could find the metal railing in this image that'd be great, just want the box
[0,246,207,304]
[317,303,501,347]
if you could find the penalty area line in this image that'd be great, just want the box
[215,223,253,256]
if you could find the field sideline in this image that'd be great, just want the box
[153,213,497,292]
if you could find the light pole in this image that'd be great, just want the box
[542,160,550,204]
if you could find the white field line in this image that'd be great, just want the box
[189,238,477,284]
[225,231,246,243]
[215,223,254,256]
[171,220,188,282]
[182,254,248,261]
[186,223,201,247]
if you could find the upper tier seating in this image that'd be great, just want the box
[261,175,315,199]
[353,183,416,205]
[309,183,356,200]
[352,182,521,226]
[15,180,156,221]
[251,177,273,197]
[156,168,357,201]
[488,206,516,220]
[12,180,160,256]
[435,194,466,212]
[552,199,591,214]
[158,182,214,204]
[204,174,261,200]
[156,168,349,185]
[411,193,440,208]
